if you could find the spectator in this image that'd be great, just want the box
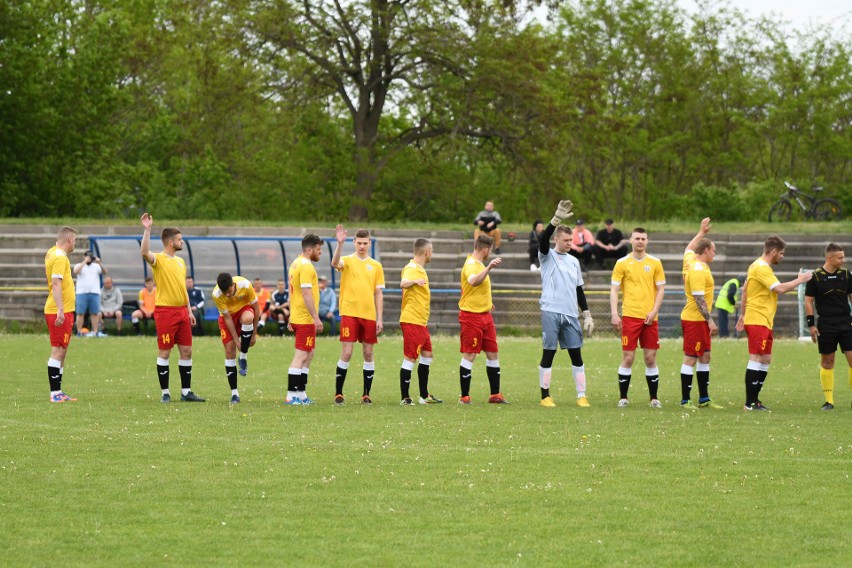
[528,220,544,272]
[714,275,745,338]
[100,276,124,334]
[318,275,338,335]
[473,200,503,254]
[73,249,107,336]
[131,276,156,335]
[253,278,272,332]
[186,276,206,336]
[270,278,290,336]
[569,219,594,268]
[593,218,629,269]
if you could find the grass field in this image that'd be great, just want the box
[2,334,851,566]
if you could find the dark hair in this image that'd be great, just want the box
[413,238,431,255]
[825,242,844,254]
[555,225,572,237]
[144,276,154,284]
[632,227,647,236]
[475,235,493,250]
[354,229,370,239]
[217,272,234,292]
[302,234,323,250]
[763,235,786,254]
[161,227,181,244]
[532,219,543,230]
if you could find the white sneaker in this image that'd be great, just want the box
[617,398,629,408]
[649,399,663,408]
[530,264,537,272]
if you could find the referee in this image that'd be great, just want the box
[804,242,852,410]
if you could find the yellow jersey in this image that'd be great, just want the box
[611,254,666,320]
[400,260,430,325]
[743,258,781,329]
[681,250,714,322]
[44,246,75,314]
[150,252,189,307]
[338,254,385,320]
[459,255,492,313]
[212,275,258,315]
[289,255,319,325]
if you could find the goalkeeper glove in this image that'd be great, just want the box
[582,310,594,337]
[550,199,574,226]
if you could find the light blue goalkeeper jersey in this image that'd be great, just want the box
[538,248,584,317]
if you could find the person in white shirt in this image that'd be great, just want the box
[100,276,124,334]
[73,250,107,337]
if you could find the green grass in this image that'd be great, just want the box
[3,216,851,235]
[2,334,850,566]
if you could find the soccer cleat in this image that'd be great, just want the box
[301,396,314,405]
[616,398,629,408]
[230,394,240,404]
[821,402,834,411]
[160,393,171,404]
[238,358,248,377]
[755,401,770,411]
[180,391,206,402]
[419,394,444,404]
[744,403,768,411]
[400,398,414,406]
[283,397,302,405]
[540,396,556,407]
[458,395,472,405]
[681,400,698,410]
[50,393,72,403]
[649,399,663,409]
[334,394,345,406]
[576,396,591,408]
[488,393,509,404]
[698,398,724,409]
[57,391,77,402]
[361,395,373,405]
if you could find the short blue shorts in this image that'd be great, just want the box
[75,292,101,315]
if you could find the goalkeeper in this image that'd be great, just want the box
[537,199,595,408]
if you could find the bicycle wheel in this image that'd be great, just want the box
[768,200,792,222]
[811,199,842,221]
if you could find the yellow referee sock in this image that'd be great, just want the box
[848,368,852,392]
[819,367,834,405]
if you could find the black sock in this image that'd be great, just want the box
[680,372,693,402]
[417,364,430,399]
[59,368,63,390]
[541,388,550,399]
[363,367,374,397]
[288,371,300,393]
[226,364,238,390]
[460,366,471,397]
[745,369,760,406]
[157,364,170,390]
[301,370,309,392]
[400,368,411,399]
[756,370,768,399]
[335,366,348,396]
[134,321,141,334]
[278,322,286,335]
[486,365,501,395]
[240,327,253,354]
[697,370,710,400]
[48,365,61,392]
[618,373,631,399]
[646,374,659,400]
[179,364,192,390]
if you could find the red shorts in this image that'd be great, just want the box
[218,305,255,345]
[339,316,377,344]
[401,322,432,359]
[459,310,498,354]
[621,316,660,351]
[745,325,774,355]
[45,312,74,348]
[155,306,193,350]
[292,323,317,352]
[682,320,711,357]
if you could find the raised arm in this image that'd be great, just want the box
[331,224,346,270]
[685,217,711,252]
[140,213,156,265]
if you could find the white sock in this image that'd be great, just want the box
[572,365,586,398]
[539,366,551,390]
[181,388,190,396]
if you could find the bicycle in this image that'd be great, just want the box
[768,181,843,222]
